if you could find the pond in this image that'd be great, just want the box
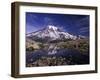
[26,47,89,67]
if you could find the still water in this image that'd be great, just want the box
[26,48,89,66]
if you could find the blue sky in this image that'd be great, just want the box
[26,12,89,37]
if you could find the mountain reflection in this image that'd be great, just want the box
[26,43,89,67]
[48,44,58,55]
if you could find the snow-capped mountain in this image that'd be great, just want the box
[26,25,78,41]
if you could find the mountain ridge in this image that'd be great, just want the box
[26,25,82,41]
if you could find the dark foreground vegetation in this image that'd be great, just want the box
[26,56,78,67]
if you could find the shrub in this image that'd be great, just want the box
[38,43,45,49]
[26,46,34,51]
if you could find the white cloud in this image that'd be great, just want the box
[44,17,54,25]
[79,27,89,33]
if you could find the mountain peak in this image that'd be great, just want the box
[47,25,58,31]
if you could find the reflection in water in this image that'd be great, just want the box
[26,43,89,67]
[48,44,58,55]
